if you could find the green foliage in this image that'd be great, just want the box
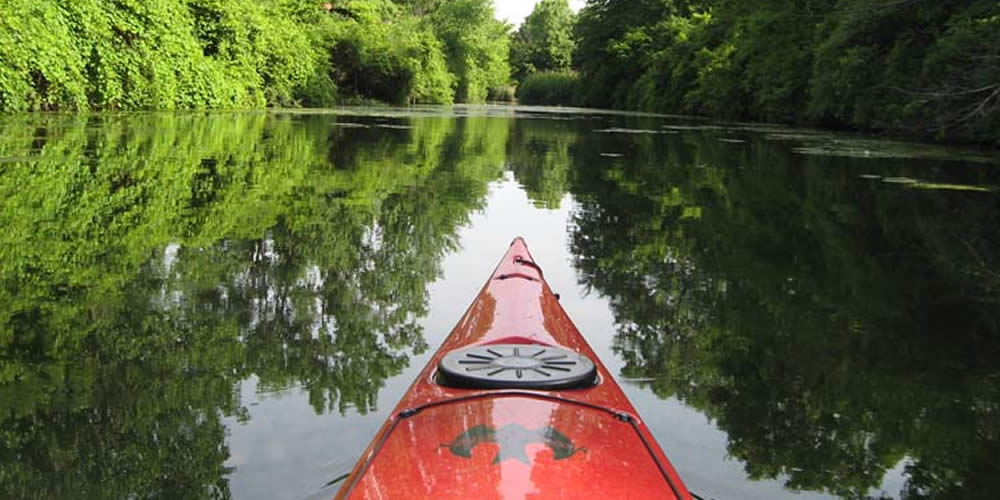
[572,0,676,109]
[572,0,1000,143]
[516,71,578,106]
[627,12,722,114]
[0,1,88,111]
[0,0,522,110]
[430,0,512,103]
[0,0,321,110]
[509,0,576,83]
[810,0,1000,143]
[319,3,454,104]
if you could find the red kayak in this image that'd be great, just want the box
[335,238,693,499]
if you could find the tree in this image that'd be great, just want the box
[569,0,999,143]
[571,0,675,108]
[509,0,576,83]
[430,0,511,102]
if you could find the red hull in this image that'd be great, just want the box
[336,238,692,499]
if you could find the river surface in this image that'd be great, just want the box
[2,106,998,500]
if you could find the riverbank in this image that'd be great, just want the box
[4,0,997,146]
[0,0,510,111]
[567,0,999,146]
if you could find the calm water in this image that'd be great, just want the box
[2,106,998,500]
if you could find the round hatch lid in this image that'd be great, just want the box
[438,344,597,390]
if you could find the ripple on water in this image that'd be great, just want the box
[858,174,994,192]
[593,127,666,134]
[781,136,1000,164]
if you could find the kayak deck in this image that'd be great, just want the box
[336,238,691,499]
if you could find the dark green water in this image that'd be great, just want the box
[1,106,998,500]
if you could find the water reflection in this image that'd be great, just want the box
[0,111,506,498]
[506,119,575,209]
[1,108,998,499]
[565,127,1000,499]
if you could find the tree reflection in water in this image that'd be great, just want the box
[0,112,507,498]
[565,128,1000,499]
[2,109,998,499]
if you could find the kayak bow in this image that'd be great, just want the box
[335,238,693,499]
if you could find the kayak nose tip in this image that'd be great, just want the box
[510,236,526,246]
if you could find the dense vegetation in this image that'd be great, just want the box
[509,0,576,83]
[3,0,996,142]
[516,71,579,105]
[508,0,578,105]
[571,0,1000,143]
[0,0,511,110]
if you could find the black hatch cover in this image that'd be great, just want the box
[438,344,597,390]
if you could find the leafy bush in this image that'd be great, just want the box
[573,0,1000,143]
[510,0,576,83]
[517,71,578,105]
[0,0,506,111]
[0,1,89,111]
[626,13,715,115]
[0,0,322,111]
[318,5,453,105]
[430,0,511,103]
